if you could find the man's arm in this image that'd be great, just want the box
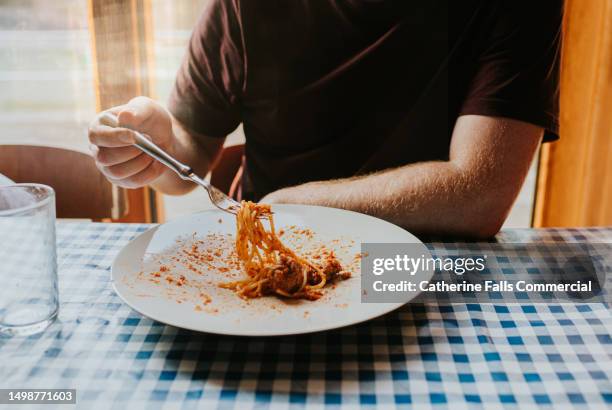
[261,115,542,238]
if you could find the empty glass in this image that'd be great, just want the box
[0,184,59,336]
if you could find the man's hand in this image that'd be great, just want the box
[88,97,173,189]
[260,115,543,238]
[88,96,226,195]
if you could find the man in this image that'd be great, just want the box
[89,0,562,238]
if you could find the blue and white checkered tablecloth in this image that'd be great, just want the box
[0,223,610,409]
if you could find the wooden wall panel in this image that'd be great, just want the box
[534,0,612,227]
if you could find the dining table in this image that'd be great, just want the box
[0,221,610,409]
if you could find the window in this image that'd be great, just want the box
[0,0,95,151]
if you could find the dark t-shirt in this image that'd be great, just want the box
[169,0,562,200]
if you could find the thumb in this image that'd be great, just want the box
[118,96,157,129]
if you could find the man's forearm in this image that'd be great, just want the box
[264,161,504,237]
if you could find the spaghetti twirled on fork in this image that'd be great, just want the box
[220,201,349,300]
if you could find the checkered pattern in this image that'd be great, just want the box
[0,223,610,409]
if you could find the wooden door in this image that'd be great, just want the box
[534,0,612,227]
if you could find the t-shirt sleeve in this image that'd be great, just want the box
[168,0,243,138]
[459,0,563,142]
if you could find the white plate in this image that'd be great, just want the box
[111,204,432,336]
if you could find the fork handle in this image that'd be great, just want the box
[99,112,193,179]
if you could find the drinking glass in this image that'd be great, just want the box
[0,184,59,336]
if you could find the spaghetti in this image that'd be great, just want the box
[220,201,350,300]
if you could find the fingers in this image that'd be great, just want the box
[88,106,136,147]
[105,161,165,189]
[88,126,135,147]
[90,144,142,166]
[88,100,155,148]
[98,152,154,180]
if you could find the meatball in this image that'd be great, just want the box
[268,255,304,295]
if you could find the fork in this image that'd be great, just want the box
[99,112,242,216]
